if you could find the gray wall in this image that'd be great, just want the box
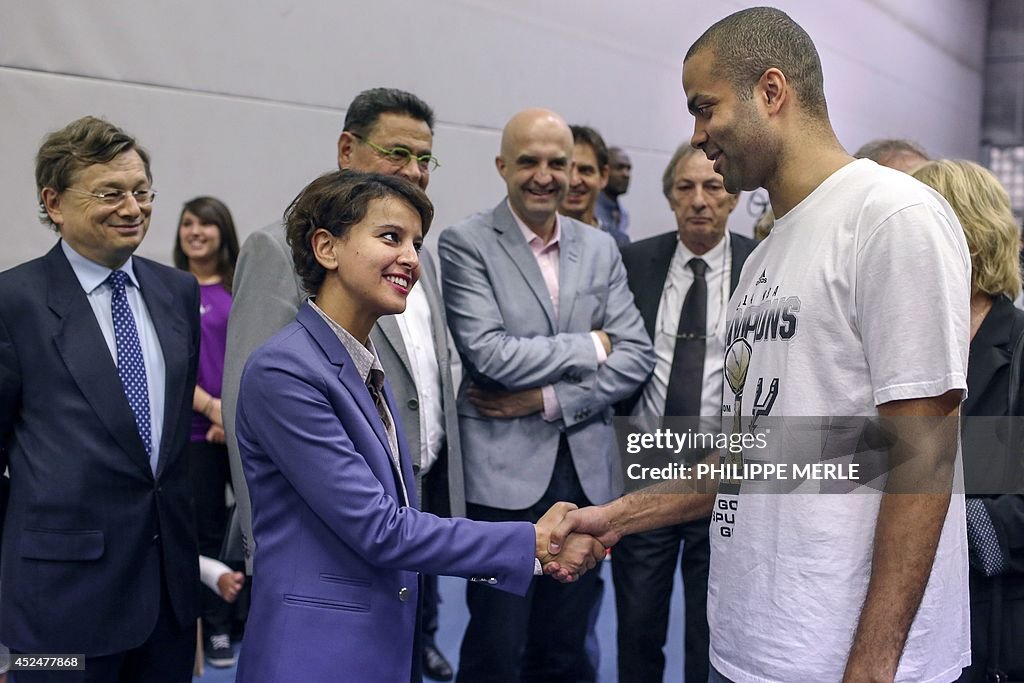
[0,0,987,270]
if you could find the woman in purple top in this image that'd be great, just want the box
[173,196,241,667]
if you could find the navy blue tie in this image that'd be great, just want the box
[107,270,154,470]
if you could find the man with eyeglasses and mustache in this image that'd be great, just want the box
[0,116,201,681]
[439,108,653,682]
[221,87,462,681]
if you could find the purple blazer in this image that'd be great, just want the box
[235,303,535,682]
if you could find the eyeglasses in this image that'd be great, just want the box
[351,133,440,172]
[65,187,157,206]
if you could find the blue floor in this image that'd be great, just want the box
[194,560,685,682]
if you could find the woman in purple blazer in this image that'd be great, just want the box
[234,171,602,682]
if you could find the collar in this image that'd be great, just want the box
[507,199,561,247]
[671,231,729,274]
[307,299,384,385]
[61,239,139,293]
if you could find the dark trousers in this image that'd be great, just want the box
[187,439,233,636]
[457,445,600,682]
[13,578,195,683]
[421,574,441,643]
[611,517,711,683]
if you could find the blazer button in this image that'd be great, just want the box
[398,586,411,602]
[151,533,160,543]
[407,398,419,410]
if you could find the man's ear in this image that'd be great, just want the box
[337,131,357,168]
[311,228,339,271]
[598,165,610,192]
[40,187,64,230]
[494,155,507,178]
[759,67,787,114]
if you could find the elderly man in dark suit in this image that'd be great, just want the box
[0,116,200,682]
[615,142,755,683]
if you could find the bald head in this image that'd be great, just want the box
[496,109,574,235]
[500,109,573,159]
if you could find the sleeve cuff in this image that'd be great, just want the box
[590,332,608,364]
[541,385,561,422]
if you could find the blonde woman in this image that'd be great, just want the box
[913,159,1024,682]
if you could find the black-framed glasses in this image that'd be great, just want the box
[65,187,157,206]
[351,133,440,172]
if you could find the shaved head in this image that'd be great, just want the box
[496,108,574,234]
[500,109,573,160]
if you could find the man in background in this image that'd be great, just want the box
[0,116,200,681]
[596,145,633,244]
[854,138,930,173]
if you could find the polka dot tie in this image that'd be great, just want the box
[965,497,1006,577]
[107,270,154,470]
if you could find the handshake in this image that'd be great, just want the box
[533,502,619,583]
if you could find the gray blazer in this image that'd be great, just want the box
[438,200,653,510]
[221,221,464,569]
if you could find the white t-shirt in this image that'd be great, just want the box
[709,159,972,683]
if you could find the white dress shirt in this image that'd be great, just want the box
[395,281,444,475]
[634,232,731,418]
[61,240,166,468]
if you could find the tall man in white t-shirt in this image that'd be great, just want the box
[549,7,972,682]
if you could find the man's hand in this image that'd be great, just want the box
[593,329,612,356]
[549,504,621,553]
[535,502,604,582]
[535,502,576,567]
[468,385,544,418]
[541,532,606,582]
[216,570,245,603]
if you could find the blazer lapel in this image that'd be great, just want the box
[636,233,677,340]
[729,233,755,293]
[494,201,557,331]
[45,247,153,478]
[383,380,416,507]
[297,305,408,503]
[964,296,1014,415]
[134,260,189,478]
[375,315,414,380]
[418,251,451,371]
[556,220,584,331]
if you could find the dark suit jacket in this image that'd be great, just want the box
[0,242,200,656]
[963,294,1024,579]
[234,303,534,682]
[618,230,757,414]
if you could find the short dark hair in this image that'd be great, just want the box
[569,125,609,168]
[173,196,241,293]
[685,7,828,119]
[285,170,434,295]
[853,138,930,163]
[35,116,151,229]
[343,88,435,138]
